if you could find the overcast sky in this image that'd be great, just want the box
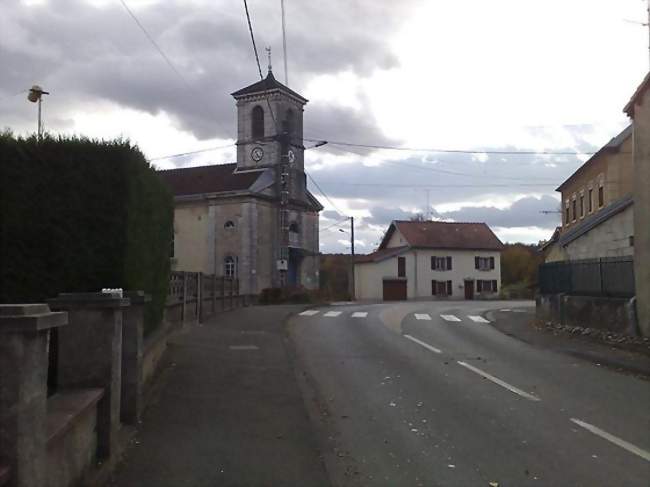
[2,0,648,253]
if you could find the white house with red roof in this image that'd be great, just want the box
[354,221,504,301]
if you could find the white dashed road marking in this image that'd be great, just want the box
[324,311,342,317]
[457,361,541,401]
[468,315,490,323]
[414,313,432,320]
[440,314,462,322]
[500,309,512,312]
[570,418,650,462]
[299,310,319,316]
[351,312,368,318]
[404,334,442,354]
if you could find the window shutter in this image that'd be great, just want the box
[432,280,437,295]
[446,280,452,296]
[492,280,497,292]
[446,256,452,270]
[477,280,483,292]
[431,256,435,270]
[475,256,479,269]
[489,257,495,270]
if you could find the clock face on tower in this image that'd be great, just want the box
[250,146,264,162]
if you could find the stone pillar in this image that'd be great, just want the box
[48,293,129,459]
[121,291,150,425]
[0,304,68,487]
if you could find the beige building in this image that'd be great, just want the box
[159,70,322,295]
[354,221,503,301]
[625,72,650,337]
[543,125,635,261]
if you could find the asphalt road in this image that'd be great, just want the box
[289,301,650,487]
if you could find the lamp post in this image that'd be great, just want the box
[338,215,355,300]
[27,85,50,140]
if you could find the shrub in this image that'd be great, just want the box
[0,133,173,334]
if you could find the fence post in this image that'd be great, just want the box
[197,272,202,323]
[0,304,68,487]
[599,258,604,296]
[181,272,188,324]
[212,274,217,315]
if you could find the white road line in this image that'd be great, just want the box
[468,315,490,323]
[299,310,319,316]
[323,311,342,317]
[500,308,512,312]
[457,361,541,401]
[570,418,650,462]
[440,314,462,322]
[229,345,259,350]
[404,334,442,354]
[414,313,432,320]
[351,312,368,318]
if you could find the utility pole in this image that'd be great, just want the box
[278,128,291,287]
[280,0,289,85]
[349,216,355,300]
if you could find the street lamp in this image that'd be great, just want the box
[27,85,49,140]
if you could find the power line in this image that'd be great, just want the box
[325,141,559,183]
[319,217,351,233]
[147,143,235,161]
[118,0,195,92]
[313,181,558,188]
[306,172,346,216]
[308,138,596,156]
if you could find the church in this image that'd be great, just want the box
[159,68,322,295]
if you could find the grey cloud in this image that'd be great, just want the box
[1,0,418,143]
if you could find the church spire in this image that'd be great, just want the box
[265,46,272,74]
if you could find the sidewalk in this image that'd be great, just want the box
[107,306,329,487]
[487,307,650,379]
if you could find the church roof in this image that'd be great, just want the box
[231,71,308,103]
[624,71,650,117]
[158,163,264,196]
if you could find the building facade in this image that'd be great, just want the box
[160,70,322,295]
[543,125,635,262]
[354,221,503,301]
[625,72,650,337]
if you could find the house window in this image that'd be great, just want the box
[170,230,175,258]
[431,256,452,271]
[224,256,238,278]
[588,189,593,213]
[224,220,235,229]
[475,256,494,271]
[432,280,452,296]
[252,105,264,139]
[477,280,498,293]
[289,222,299,233]
[598,185,604,207]
[579,194,584,218]
[397,256,406,277]
[571,199,577,221]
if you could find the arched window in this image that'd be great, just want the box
[283,108,295,136]
[252,105,264,139]
[224,256,237,278]
[289,221,299,234]
[224,220,235,229]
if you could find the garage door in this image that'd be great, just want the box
[383,279,407,301]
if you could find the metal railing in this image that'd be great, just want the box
[539,257,635,297]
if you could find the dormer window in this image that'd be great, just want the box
[252,105,264,139]
[224,220,235,229]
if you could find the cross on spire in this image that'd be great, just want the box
[265,46,272,73]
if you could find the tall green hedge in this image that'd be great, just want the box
[0,133,173,334]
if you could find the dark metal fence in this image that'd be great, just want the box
[539,257,635,297]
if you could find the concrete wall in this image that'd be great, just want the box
[632,88,650,337]
[354,249,501,300]
[536,293,639,336]
[560,133,633,232]
[563,204,634,260]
